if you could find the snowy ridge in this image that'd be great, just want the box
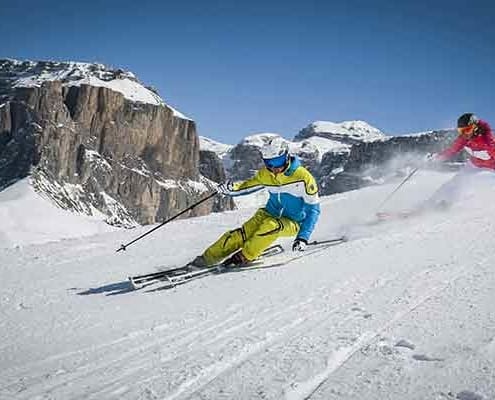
[240,132,281,147]
[3,59,191,119]
[199,136,234,157]
[307,120,386,142]
[291,135,350,160]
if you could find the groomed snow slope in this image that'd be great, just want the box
[1,170,494,400]
[0,179,115,247]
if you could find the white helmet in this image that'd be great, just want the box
[261,137,290,169]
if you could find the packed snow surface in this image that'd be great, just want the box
[1,170,494,400]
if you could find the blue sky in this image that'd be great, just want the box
[1,0,494,144]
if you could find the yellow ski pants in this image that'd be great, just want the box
[203,208,299,265]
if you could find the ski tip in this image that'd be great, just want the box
[128,277,138,290]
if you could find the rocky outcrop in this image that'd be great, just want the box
[0,59,232,226]
[199,150,226,183]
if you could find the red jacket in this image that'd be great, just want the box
[438,120,495,170]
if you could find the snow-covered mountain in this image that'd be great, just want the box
[296,120,387,144]
[2,58,189,117]
[199,136,234,157]
[1,169,493,399]
[0,59,232,227]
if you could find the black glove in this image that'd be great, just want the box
[292,238,308,252]
[217,181,234,196]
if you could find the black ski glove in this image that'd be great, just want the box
[292,238,308,252]
[217,181,234,196]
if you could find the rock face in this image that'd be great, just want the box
[0,59,231,226]
[199,150,226,183]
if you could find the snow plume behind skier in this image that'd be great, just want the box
[190,137,321,268]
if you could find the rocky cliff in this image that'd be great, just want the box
[0,59,230,226]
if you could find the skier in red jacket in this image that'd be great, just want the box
[426,113,495,207]
[436,113,495,169]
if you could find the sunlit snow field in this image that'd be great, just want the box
[1,170,494,400]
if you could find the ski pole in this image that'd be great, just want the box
[307,236,347,246]
[375,167,419,212]
[116,191,219,252]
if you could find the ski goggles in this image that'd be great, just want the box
[457,125,476,136]
[263,153,288,169]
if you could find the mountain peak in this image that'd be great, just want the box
[0,58,189,119]
[297,120,386,144]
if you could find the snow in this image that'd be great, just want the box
[290,136,351,161]
[1,170,495,399]
[308,120,386,141]
[85,149,111,170]
[186,179,209,193]
[155,178,179,189]
[0,179,114,247]
[241,132,281,147]
[69,75,164,106]
[9,59,191,119]
[199,136,234,157]
[167,104,192,120]
[153,177,209,193]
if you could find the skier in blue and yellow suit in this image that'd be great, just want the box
[192,138,320,268]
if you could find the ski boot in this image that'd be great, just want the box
[187,255,209,272]
[222,250,249,269]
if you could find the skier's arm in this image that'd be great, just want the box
[296,174,321,241]
[226,172,264,197]
[438,136,467,161]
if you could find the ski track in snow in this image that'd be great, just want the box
[1,171,495,400]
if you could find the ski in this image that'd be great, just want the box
[129,236,347,291]
[308,236,347,246]
[128,244,284,289]
[147,235,348,291]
